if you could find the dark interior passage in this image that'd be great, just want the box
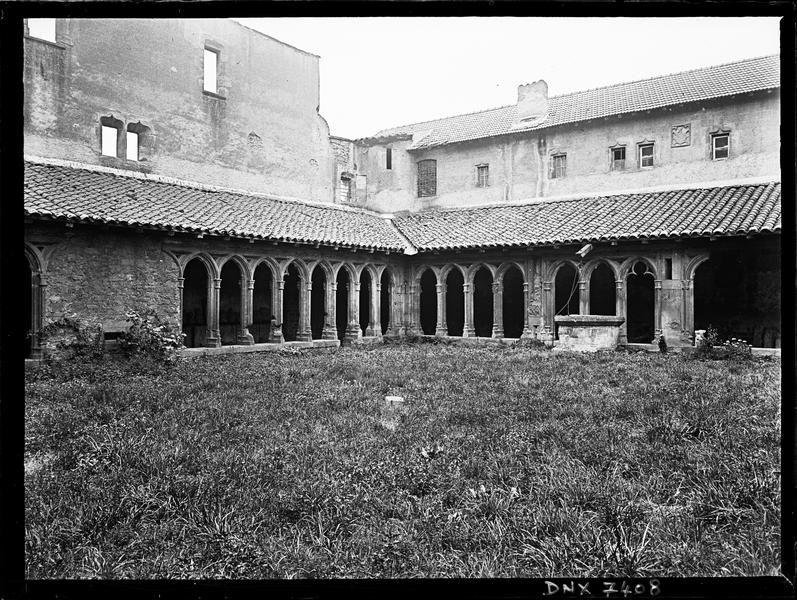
[446,269,465,336]
[252,263,273,343]
[589,263,616,316]
[380,271,391,335]
[626,261,655,343]
[219,261,243,345]
[419,269,437,335]
[360,270,371,336]
[25,259,33,358]
[554,264,580,339]
[311,266,326,340]
[282,264,301,342]
[694,242,781,347]
[336,268,350,340]
[182,258,208,348]
[473,267,493,337]
[502,266,525,338]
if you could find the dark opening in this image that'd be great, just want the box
[626,261,655,343]
[360,270,371,336]
[589,263,616,316]
[446,268,465,337]
[336,268,350,341]
[25,259,32,358]
[665,258,673,280]
[503,265,525,338]
[554,263,580,339]
[380,270,391,335]
[694,243,781,347]
[473,267,494,337]
[386,147,392,170]
[419,269,437,335]
[182,258,208,348]
[283,264,301,342]
[219,261,243,345]
[311,266,326,340]
[252,263,273,343]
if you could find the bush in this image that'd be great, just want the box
[118,309,184,362]
[40,315,105,362]
[694,325,752,360]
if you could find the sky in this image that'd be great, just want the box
[234,17,781,140]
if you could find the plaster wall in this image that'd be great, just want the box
[24,19,335,202]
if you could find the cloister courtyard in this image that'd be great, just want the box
[24,342,780,578]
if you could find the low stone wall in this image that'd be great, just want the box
[554,315,626,352]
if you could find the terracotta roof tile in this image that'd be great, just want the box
[374,55,780,149]
[24,162,407,251]
[391,182,781,251]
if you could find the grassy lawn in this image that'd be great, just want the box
[24,342,781,578]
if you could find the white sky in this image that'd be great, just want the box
[234,17,781,140]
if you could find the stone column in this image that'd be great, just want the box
[297,276,312,341]
[579,280,588,315]
[31,275,46,358]
[323,279,337,340]
[238,278,255,345]
[616,279,627,345]
[682,278,693,344]
[407,283,417,335]
[272,279,285,344]
[178,275,185,338]
[541,281,554,342]
[435,282,447,336]
[654,279,663,340]
[520,281,535,339]
[492,281,504,338]
[372,282,382,337]
[207,277,221,347]
[346,282,362,341]
[462,282,476,337]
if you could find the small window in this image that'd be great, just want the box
[611,146,626,171]
[101,126,118,157]
[665,258,673,280]
[204,48,218,94]
[476,164,489,188]
[550,154,566,179]
[639,143,654,168]
[417,159,437,197]
[28,19,56,43]
[126,131,139,161]
[386,148,392,170]
[712,133,729,160]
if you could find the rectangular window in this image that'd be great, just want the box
[126,131,139,161]
[386,148,392,170]
[417,160,437,197]
[611,147,626,171]
[203,48,218,94]
[639,143,654,168]
[476,165,489,187]
[28,19,56,43]
[665,258,673,280]
[550,154,566,179]
[101,125,118,157]
[712,133,729,160]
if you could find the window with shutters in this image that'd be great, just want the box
[417,159,437,197]
[610,146,626,171]
[550,154,566,179]
[638,143,654,168]
[476,164,489,187]
[712,133,730,160]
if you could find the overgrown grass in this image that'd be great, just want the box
[25,344,781,578]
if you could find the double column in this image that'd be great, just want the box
[491,281,504,338]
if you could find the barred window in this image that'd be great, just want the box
[417,159,437,197]
[639,143,654,168]
[712,133,729,160]
[611,146,626,171]
[550,154,566,179]
[476,164,489,188]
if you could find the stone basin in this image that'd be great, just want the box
[554,315,626,352]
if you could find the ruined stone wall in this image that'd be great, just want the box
[26,223,181,333]
[24,19,335,203]
[360,93,780,213]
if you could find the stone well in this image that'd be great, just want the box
[554,315,626,352]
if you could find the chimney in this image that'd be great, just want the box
[514,80,549,127]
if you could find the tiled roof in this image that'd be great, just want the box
[374,55,780,149]
[24,161,407,251]
[391,182,782,251]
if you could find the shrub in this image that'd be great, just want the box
[511,337,549,351]
[40,315,105,362]
[721,337,753,360]
[118,309,184,362]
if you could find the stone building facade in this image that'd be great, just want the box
[23,19,782,359]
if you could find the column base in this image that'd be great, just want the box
[321,326,338,340]
[435,326,448,337]
[296,330,312,342]
[205,334,221,348]
[520,327,535,340]
[462,326,476,338]
[345,324,362,342]
[491,327,504,339]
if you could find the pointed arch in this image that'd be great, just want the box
[217,254,252,282]
[495,260,526,284]
[466,262,497,285]
[619,256,658,280]
[472,265,494,337]
[180,251,219,280]
[439,262,467,284]
[182,256,213,348]
[419,267,438,335]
